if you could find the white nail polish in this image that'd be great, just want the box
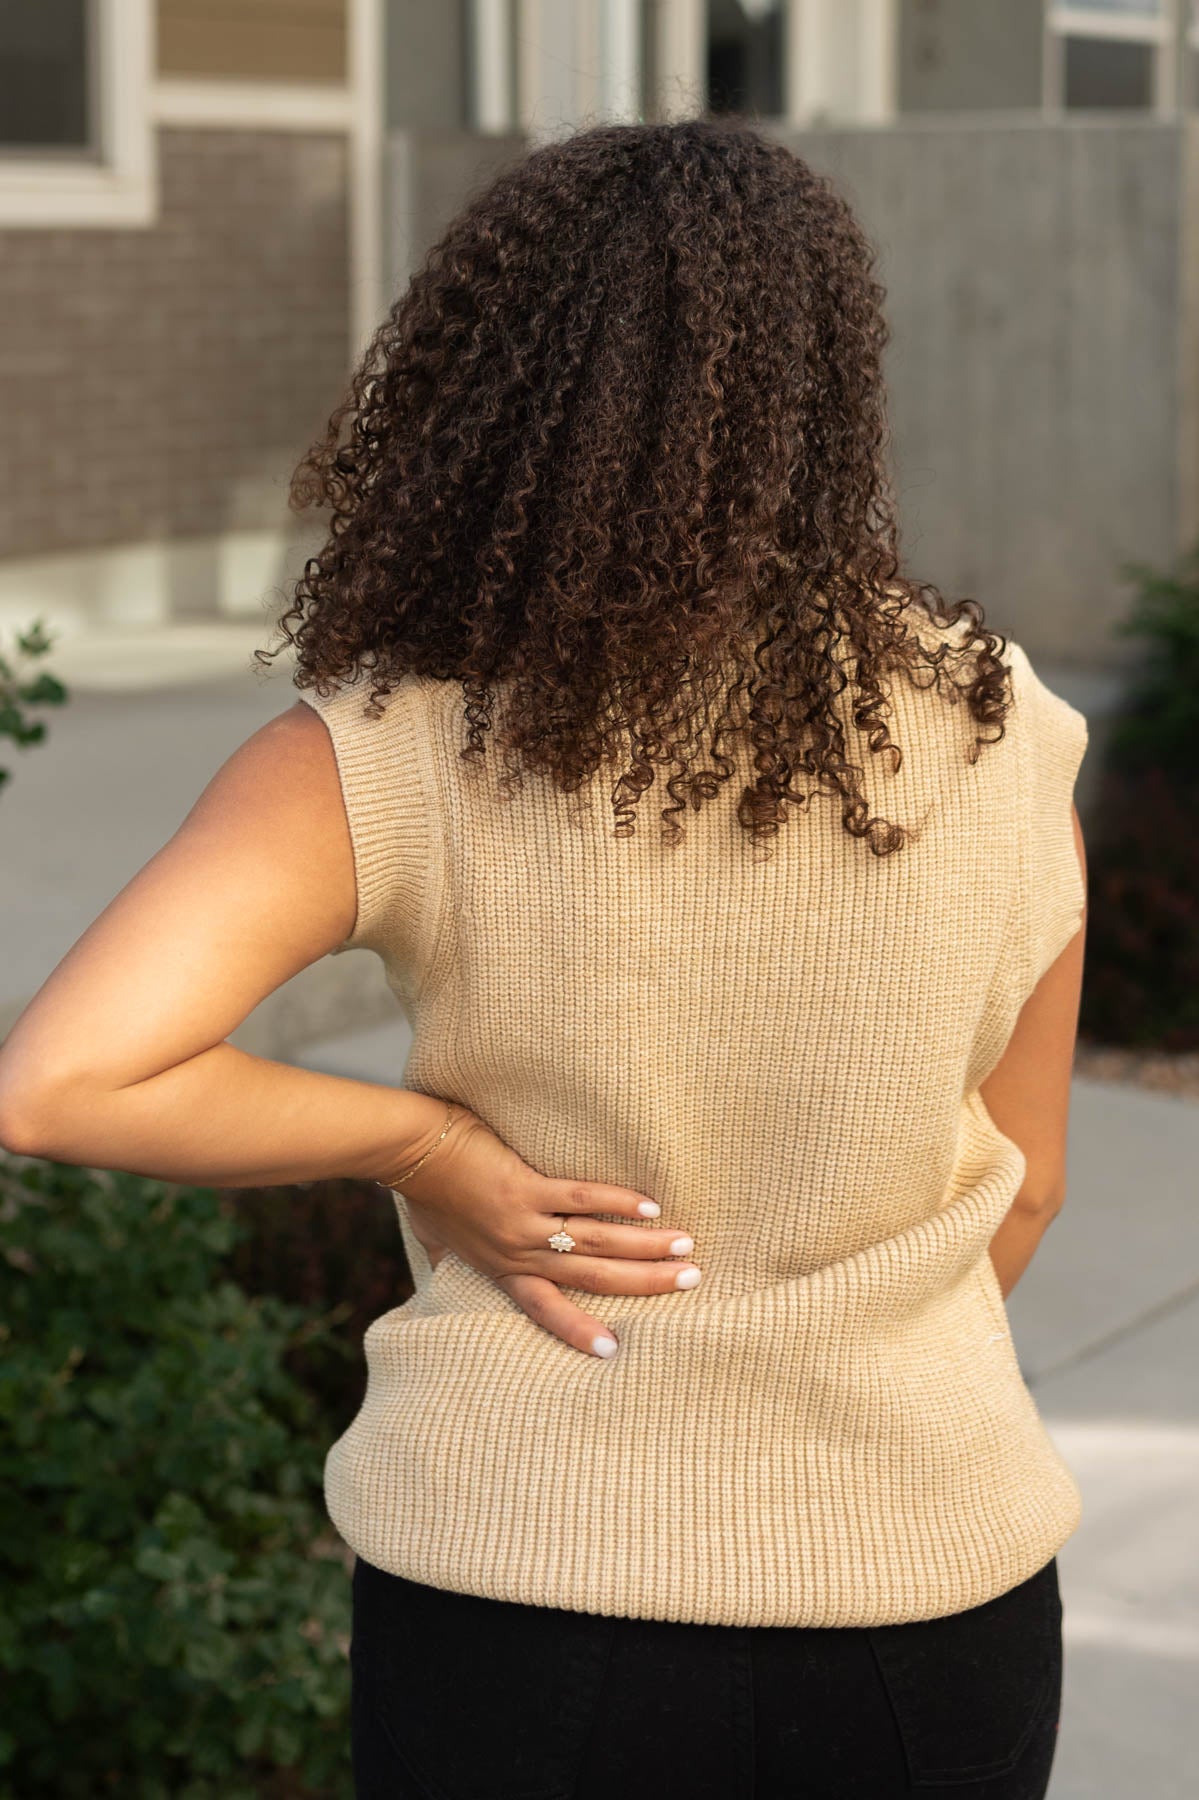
[670,1236,694,1256]
[592,1335,619,1358]
[638,1200,660,1217]
[675,1267,702,1289]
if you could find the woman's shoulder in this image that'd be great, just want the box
[894,597,1087,754]
[294,662,424,716]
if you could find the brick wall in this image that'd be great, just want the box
[0,128,350,560]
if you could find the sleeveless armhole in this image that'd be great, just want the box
[296,672,436,976]
[1008,640,1090,999]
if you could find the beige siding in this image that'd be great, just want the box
[157,0,347,84]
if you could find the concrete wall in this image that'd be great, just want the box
[0,128,350,564]
[774,116,1190,666]
[386,0,467,131]
[386,116,1193,671]
[384,128,526,300]
[897,0,1044,113]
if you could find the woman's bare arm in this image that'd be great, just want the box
[981,805,1088,1299]
[0,701,451,1186]
[0,702,701,1358]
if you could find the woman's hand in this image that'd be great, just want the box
[386,1105,701,1358]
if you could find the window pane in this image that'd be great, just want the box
[1066,0,1161,13]
[707,0,785,118]
[0,0,90,150]
[1064,35,1154,105]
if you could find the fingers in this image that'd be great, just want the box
[527,1252,702,1294]
[485,1174,705,1358]
[498,1272,622,1360]
[528,1180,700,1295]
[534,1214,695,1262]
[543,1179,663,1222]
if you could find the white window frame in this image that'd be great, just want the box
[653,0,706,123]
[1049,3,1171,45]
[468,0,517,132]
[0,0,156,227]
[785,0,898,127]
[485,0,650,142]
[1045,1,1181,114]
[466,1,903,135]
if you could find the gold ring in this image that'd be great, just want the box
[547,1213,576,1253]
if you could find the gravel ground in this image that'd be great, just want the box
[1075,1039,1199,1102]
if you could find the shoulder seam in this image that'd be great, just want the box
[401,679,456,1009]
[1007,643,1037,1004]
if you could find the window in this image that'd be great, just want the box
[707,0,785,118]
[1065,0,1161,13]
[1063,33,1156,103]
[1047,0,1174,111]
[0,0,92,152]
[0,0,153,225]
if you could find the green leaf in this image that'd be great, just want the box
[0,1154,353,1792]
[16,673,67,707]
[14,620,54,657]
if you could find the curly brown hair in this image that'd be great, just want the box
[260,116,1013,853]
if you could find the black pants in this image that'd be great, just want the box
[350,1553,1063,1800]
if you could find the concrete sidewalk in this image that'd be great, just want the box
[0,628,397,1054]
[1012,1080,1199,1800]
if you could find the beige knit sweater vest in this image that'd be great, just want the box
[298,619,1088,1628]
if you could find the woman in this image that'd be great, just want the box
[0,120,1087,1797]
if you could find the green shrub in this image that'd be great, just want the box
[1079,546,1199,1051]
[0,620,68,795]
[0,1156,353,1800]
[1104,545,1199,769]
[224,1176,413,1436]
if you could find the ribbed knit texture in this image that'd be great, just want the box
[297,622,1089,1628]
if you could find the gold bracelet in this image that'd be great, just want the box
[385,1103,459,1192]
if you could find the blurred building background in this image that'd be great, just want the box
[4,5,1196,1055]
[3,0,1196,1163]
[2,0,1198,678]
[2,11,1197,1797]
